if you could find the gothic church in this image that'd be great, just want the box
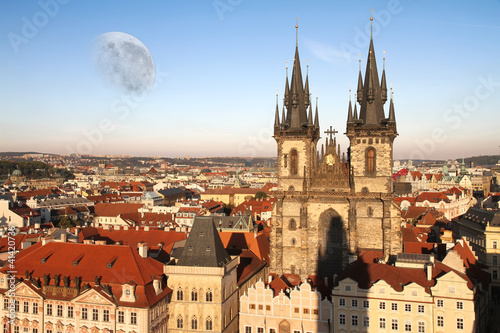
[270,22,402,280]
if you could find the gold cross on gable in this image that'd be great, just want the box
[324,126,338,140]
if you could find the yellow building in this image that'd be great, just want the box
[0,241,170,333]
[165,218,240,333]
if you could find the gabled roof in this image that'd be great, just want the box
[176,218,231,267]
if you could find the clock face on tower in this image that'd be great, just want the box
[325,154,335,166]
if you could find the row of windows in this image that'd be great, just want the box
[176,316,212,330]
[5,300,138,324]
[338,298,464,311]
[338,314,465,331]
[247,304,319,315]
[176,289,213,302]
[245,327,312,333]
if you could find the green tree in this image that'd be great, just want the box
[58,216,77,229]
[255,191,268,199]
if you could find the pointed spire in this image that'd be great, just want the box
[388,89,396,123]
[381,51,388,104]
[321,144,324,160]
[274,93,280,129]
[347,90,353,123]
[283,21,308,130]
[284,64,290,107]
[304,62,310,108]
[356,56,363,103]
[314,96,319,128]
[357,13,386,126]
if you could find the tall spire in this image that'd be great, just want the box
[356,56,363,103]
[304,61,310,108]
[314,96,319,128]
[347,90,353,123]
[388,89,396,123]
[307,103,313,126]
[284,64,290,107]
[274,92,280,129]
[283,20,309,130]
[381,51,388,103]
[357,13,387,126]
[281,105,286,127]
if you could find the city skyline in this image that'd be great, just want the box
[1,1,499,159]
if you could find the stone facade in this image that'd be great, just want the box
[270,28,402,280]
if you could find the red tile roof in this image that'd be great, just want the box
[94,203,143,217]
[1,242,170,307]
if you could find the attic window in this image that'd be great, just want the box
[188,246,193,252]
[199,232,204,237]
[206,247,211,252]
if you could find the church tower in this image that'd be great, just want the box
[271,18,401,281]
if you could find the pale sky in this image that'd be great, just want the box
[1,0,499,160]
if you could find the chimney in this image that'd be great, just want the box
[34,222,41,229]
[61,233,67,243]
[124,225,129,231]
[136,226,139,231]
[138,242,148,258]
[426,264,433,281]
[41,237,48,246]
[144,226,150,232]
[267,275,273,284]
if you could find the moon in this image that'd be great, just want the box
[93,32,155,94]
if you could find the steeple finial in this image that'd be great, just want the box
[295,17,299,47]
[370,9,373,39]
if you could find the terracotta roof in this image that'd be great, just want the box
[416,192,450,203]
[94,203,143,217]
[0,241,170,307]
[237,250,266,285]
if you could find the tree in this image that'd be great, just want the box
[255,191,268,199]
[58,216,77,229]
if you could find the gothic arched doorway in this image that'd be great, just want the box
[317,208,344,277]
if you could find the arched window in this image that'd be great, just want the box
[367,207,373,217]
[291,238,296,246]
[206,317,213,331]
[191,289,198,301]
[177,316,183,328]
[176,288,183,301]
[191,316,198,330]
[290,149,298,175]
[206,290,213,302]
[366,148,376,173]
[289,219,296,230]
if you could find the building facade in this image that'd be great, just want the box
[270,23,401,280]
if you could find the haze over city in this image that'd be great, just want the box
[1,1,499,159]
